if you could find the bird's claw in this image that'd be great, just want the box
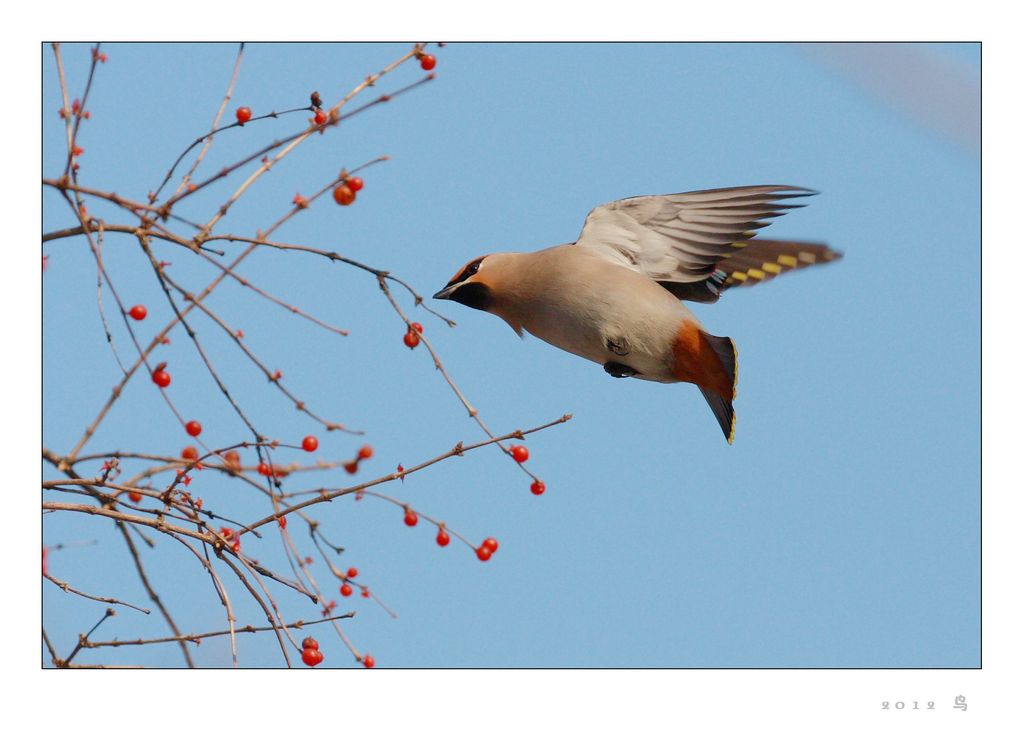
[604,361,639,378]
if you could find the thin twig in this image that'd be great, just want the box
[45,573,151,614]
[163,43,246,202]
[83,613,352,649]
[240,414,572,535]
[63,608,115,666]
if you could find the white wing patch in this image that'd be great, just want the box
[574,185,816,284]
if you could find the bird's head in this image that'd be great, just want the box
[433,254,500,311]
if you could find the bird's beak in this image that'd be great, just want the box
[433,284,456,300]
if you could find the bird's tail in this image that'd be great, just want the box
[720,239,842,290]
[671,322,739,443]
[698,333,737,444]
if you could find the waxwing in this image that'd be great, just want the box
[434,185,841,443]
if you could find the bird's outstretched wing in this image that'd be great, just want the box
[574,185,836,302]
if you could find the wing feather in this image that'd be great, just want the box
[574,185,817,286]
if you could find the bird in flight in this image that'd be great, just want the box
[434,185,841,443]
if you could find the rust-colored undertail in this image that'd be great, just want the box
[672,321,738,443]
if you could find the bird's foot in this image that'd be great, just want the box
[604,361,639,378]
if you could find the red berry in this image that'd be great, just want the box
[257,462,272,476]
[302,435,319,452]
[235,106,252,124]
[419,54,437,71]
[340,583,353,597]
[403,330,420,349]
[411,322,424,334]
[301,647,324,667]
[436,530,450,547]
[314,109,328,125]
[152,369,171,388]
[510,445,529,463]
[344,461,358,475]
[129,305,147,321]
[482,537,499,553]
[185,420,202,437]
[128,491,142,503]
[346,176,364,192]
[347,567,359,578]
[476,545,493,562]
[530,480,546,496]
[358,444,373,460]
[333,184,356,206]
[302,636,319,650]
[181,446,199,461]
[362,655,375,668]
[404,509,418,527]
[361,587,370,598]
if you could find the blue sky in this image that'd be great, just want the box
[42,42,979,669]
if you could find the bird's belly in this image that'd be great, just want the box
[518,291,689,383]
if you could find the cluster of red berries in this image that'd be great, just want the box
[404,322,424,349]
[339,566,359,597]
[477,536,499,562]
[301,636,324,667]
[257,461,288,478]
[333,176,364,206]
[343,444,374,475]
